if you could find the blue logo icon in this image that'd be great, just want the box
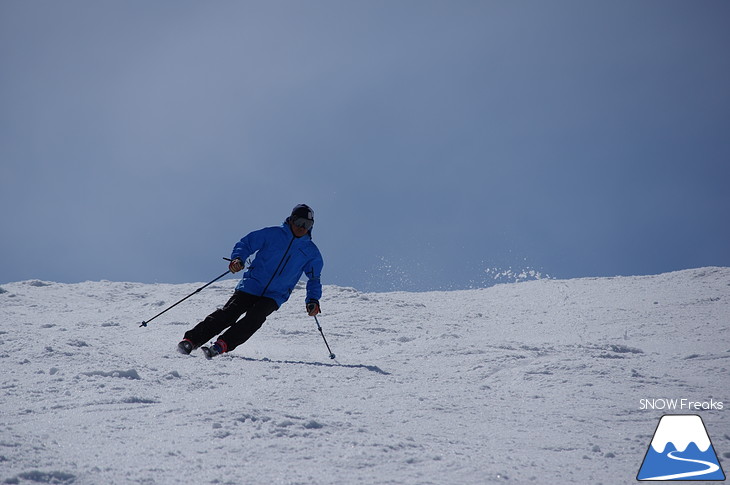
[637,414,726,481]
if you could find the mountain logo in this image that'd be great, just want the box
[637,414,726,481]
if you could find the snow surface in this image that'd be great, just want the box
[1,267,728,484]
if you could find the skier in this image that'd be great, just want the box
[177,204,323,359]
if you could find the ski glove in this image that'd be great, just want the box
[306,299,320,316]
[229,258,244,273]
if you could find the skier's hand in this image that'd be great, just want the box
[306,300,320,316]
[228,258,243,273]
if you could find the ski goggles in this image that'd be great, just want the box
[291,216,314,231]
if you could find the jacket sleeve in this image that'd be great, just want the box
[304,249,324,303]
[231,228,268,262]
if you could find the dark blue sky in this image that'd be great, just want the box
[2,1,729,291]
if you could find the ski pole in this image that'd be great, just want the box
[313,314,336,359]
[139,268,231,327]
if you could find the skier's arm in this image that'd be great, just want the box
[230,228,268,264]
[304,252,324,312]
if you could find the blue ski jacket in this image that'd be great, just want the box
[230,222,323,308]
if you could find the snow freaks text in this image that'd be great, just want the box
[639,398,724,411]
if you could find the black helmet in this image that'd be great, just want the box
[290,204,314,230]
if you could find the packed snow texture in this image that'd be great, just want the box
[1,267,728,484]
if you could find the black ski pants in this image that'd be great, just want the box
[184,291,279,352]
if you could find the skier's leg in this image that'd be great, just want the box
[218,296,279,352]
[183,292,255,347]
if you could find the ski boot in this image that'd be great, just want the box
[201,340,227,360]
[177,339,195,355]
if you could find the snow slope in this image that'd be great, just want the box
[1,267,728,484]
